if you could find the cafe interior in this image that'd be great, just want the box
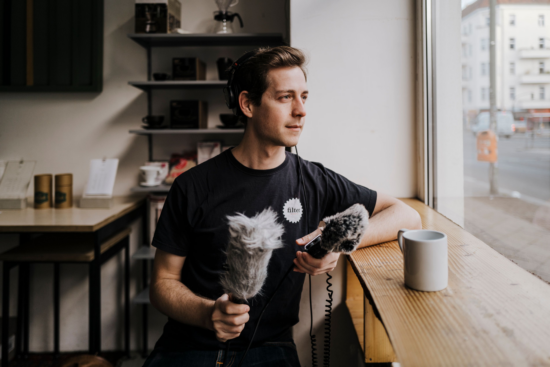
[1,0,550,366]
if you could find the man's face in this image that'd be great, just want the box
[247,66,308,148]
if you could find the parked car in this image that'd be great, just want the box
[471,111,515,138]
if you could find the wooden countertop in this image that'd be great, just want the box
[348,198,550,367]
[0,195,146,232]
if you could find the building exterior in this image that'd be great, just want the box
[462,0,550,126]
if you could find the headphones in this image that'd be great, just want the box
[223,50,258,115]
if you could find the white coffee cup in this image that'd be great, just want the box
[398,229,448,292]
[140,166,162,185]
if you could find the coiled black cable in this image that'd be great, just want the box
[309,274,318,367]
[323,273,333,367]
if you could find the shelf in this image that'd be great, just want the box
[133,287,151,305]
[132,246,156,260]
[129,128,244,135]
[131,184,171,193]
[129,81,226,91]
[127,33,286,48]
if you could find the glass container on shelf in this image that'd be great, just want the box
[213,0,243,34]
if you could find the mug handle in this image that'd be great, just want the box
[398,229,409,253]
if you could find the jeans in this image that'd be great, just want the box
[142,342,301,367]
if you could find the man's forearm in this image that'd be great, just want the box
[150,279,215,331]
[359,201,422,248]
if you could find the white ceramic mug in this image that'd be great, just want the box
[140,166,162,185]
[398,229,448,292]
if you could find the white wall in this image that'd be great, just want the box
[291,1,416,366]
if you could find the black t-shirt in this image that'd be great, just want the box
[151,149,377,351]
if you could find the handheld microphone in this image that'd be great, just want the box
[220,208,285,304]
[304,203,369,259]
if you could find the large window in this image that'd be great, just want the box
[428,0,550,284]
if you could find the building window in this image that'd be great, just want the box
[540,38,545,49]
[481,38,487,51]
[469,44,472,56]
[540,62,545,74]
[481,87,487,101]
[539,14,545,26]
[469,23,472,34]
[541,87,546,100]
[510,14,515,26]
[510,62,515,75]
[468,89,472,102]
[510,38,515,50]
[481,63,487,76]
[510,87,515,100]
[486,16,490,26]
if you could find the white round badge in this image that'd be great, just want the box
[283,198,303,224]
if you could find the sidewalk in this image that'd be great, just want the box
[464,196,550,284]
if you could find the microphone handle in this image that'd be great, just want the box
[305,235,328,259]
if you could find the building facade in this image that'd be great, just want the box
[462,0,550,125]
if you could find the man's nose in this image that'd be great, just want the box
[292,98,307,118]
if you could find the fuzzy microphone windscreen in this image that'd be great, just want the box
[307,204,369,259]
[220,208,285,303]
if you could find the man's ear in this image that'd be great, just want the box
[238,91,253,119]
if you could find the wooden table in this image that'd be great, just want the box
[346,198,550,366]
[0,195,146,358]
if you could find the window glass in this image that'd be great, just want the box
[458,0,550,284]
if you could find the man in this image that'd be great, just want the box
[144,46,421,366]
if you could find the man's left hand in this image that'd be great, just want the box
[294,229,340,275]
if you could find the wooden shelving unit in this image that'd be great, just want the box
[128,32,285,356]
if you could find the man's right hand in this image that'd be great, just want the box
[211,294,250,342]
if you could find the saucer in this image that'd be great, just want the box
[140,181,162,187]
[142,125,166,130]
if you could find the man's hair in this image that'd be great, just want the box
[231,46,307,124]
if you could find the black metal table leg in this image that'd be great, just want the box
[54,263,60,358]
[88,262,95,353]
[22,263,29,359]
[93,232,102,354]
[124,236,130,357]
[2,262,11,367]
[16,263,24,358]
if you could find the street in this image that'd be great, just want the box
[462,130,550,283]
[464,131,550,201]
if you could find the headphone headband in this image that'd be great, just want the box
[223,50,257,115]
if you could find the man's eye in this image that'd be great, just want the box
[282,95,291,100]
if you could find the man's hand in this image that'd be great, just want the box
[211,294,250,342]
[294,229,340,275]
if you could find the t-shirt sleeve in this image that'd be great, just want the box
[321,166,377,219]
[151,181,192,257]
